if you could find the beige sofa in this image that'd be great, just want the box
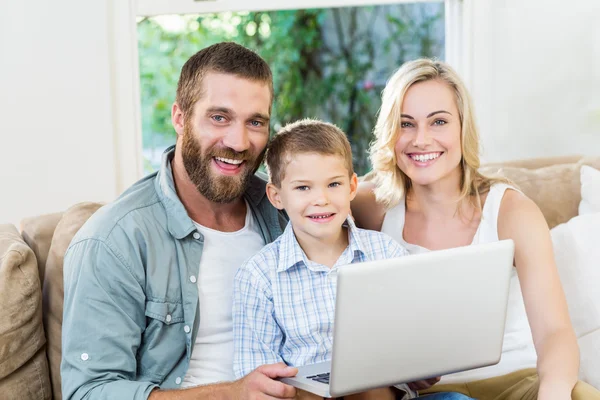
[1,156,599,400]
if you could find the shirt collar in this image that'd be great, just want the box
[154,145,269,239]
[276,215,367,273]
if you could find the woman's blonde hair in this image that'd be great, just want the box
[369,58,509,211]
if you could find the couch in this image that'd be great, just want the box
[1,155,599,399]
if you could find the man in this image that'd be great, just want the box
[61,42,298,400]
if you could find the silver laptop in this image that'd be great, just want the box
[280,239,514,398]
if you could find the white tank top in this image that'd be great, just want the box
[381,183,537,383]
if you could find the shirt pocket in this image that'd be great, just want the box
[145,300,185,325]
[138,300,186,381]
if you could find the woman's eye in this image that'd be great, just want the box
[401,121,414,128]
[433,119,447,126]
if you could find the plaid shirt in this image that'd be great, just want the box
[233,217,408,378]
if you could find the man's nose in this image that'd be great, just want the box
[223,124,250,152]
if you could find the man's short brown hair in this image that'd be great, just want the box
[266,119,354,187]
[176,42,273,120]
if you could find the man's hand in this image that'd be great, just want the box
[407,377,440,392]
[231,362,298,399]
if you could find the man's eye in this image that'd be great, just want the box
[250,120,264,127]
[295,186,309,191]
[401,121,414,128]
[212,115,225,122]
[433,119,447,126]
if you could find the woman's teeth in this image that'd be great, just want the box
[410,153,441,162]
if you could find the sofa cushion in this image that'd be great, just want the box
[20,212,63,284]
[480,157,600,229]
[43,202,103,400]
[0,224,51,399]
[550,212,600,388]
[579,166,600,215]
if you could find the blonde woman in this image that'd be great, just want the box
[351,59,600,400]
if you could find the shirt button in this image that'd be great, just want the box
[81,353,89,361]
[193,232,200,240]
[165,314,172,323]
[184,325,191,333]
[175,377,182,385]
[190,275,197,283]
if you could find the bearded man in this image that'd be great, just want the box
[61,42,298,400]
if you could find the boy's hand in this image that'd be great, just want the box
[407,377,441,391]
[232,362,298,399]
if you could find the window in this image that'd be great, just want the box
[137,1,446,175]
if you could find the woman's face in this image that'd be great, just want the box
[394,79,462,188]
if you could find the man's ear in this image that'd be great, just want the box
[266,183,285,210]
[172,103,185,137]
[348,173,359,201]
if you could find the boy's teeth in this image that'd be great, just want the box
[215,157,243,165]
[310,214,332,219]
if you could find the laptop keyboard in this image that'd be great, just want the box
[306,372,330,384]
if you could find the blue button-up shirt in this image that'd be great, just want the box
[232,217,408,379]
[61,146,286,400]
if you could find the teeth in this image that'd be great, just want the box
[412,153,441,162]
[215,157,243,165]
[310,214,332,219]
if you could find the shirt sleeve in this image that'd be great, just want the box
[232,258,285,379]
[61,238,158,400]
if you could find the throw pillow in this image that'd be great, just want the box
[550,212,600,388]
[43,202,103,400]
[0,224,51,399]
[579,165,600,215]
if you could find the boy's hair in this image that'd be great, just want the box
[176,42,273,121]
[266,119,354,187]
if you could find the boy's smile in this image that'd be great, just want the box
[267,152,358,254]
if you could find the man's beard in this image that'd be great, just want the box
[181,124,264,204]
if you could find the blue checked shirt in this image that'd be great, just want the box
[232,217,409,378]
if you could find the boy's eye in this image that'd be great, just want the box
[401,121,414,128]
[295,185,309,191]
[329,182,341,188]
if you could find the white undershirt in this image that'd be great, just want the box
[182,201,265,387]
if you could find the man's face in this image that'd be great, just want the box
[180,72,271,203]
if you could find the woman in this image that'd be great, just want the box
[351,59,600,400]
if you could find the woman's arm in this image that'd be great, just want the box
[351,181,386,231]
[498,190,579,399]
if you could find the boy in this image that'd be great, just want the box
[232,119,410,399]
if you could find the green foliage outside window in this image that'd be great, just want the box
[138,4,444,175]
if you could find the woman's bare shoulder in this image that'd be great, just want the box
[498,188,549,240]
[351,181,386,231]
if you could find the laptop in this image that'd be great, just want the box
[280,239,514,398]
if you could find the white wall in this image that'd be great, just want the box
[464,0,600,163]
[0,0,141,226]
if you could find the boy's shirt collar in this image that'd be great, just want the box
[276,216,367,273]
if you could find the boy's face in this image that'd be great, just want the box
[267,152,358,244]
